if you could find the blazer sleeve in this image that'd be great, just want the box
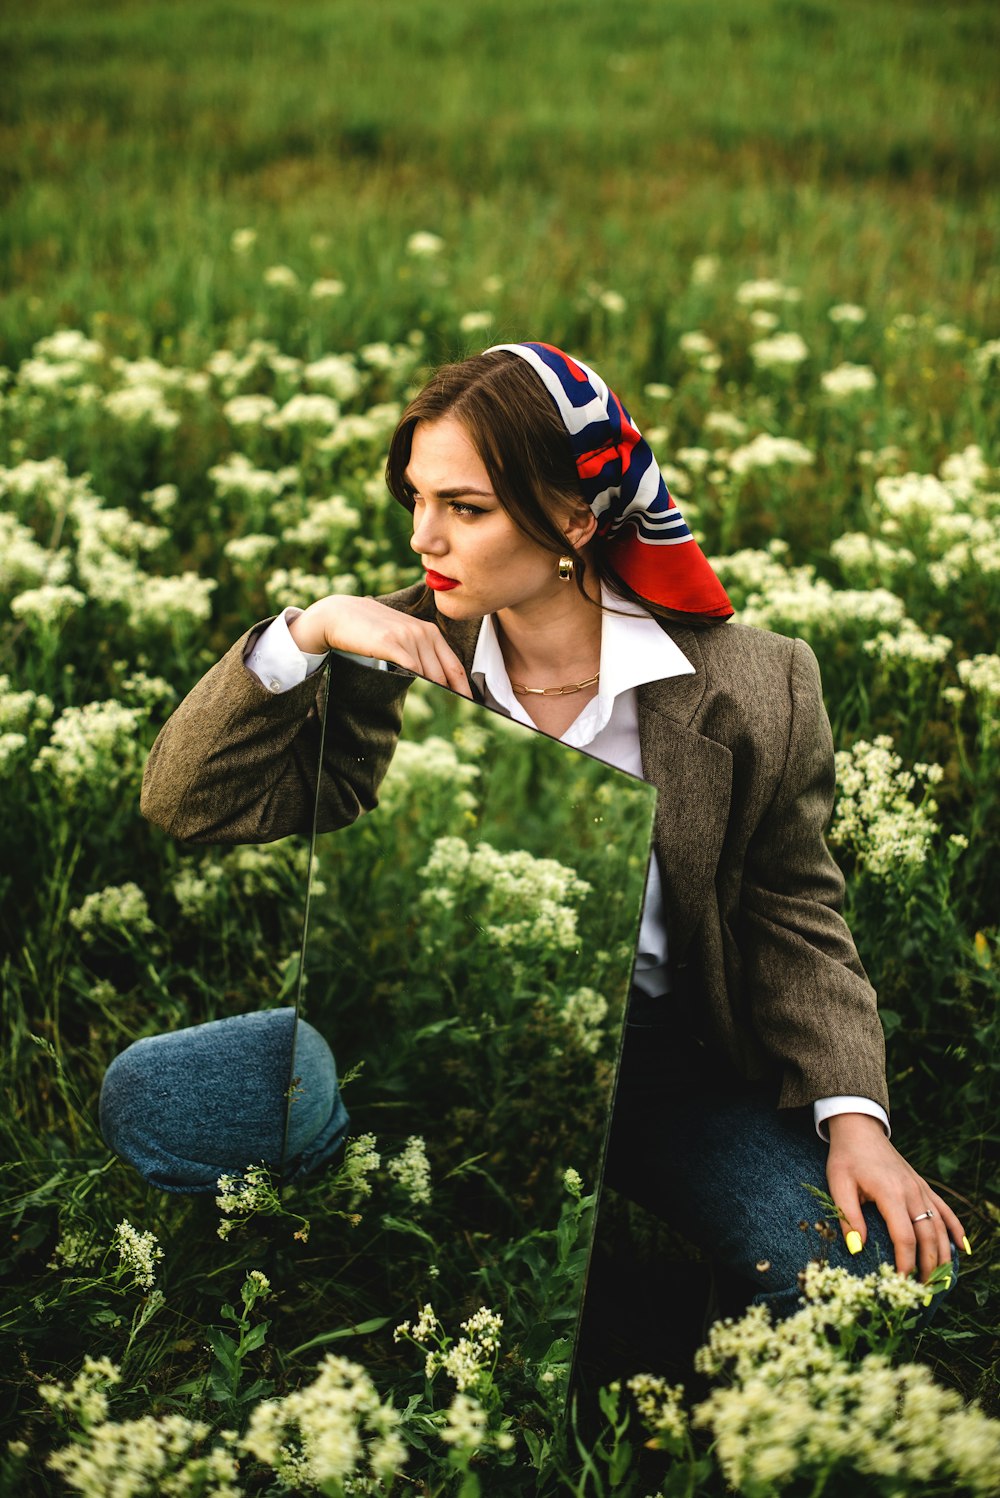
[140,619,410,844]
[739,638,889,1113]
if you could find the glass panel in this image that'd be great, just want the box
[292,667,657,1404]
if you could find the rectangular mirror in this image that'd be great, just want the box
[286,663,657,1399]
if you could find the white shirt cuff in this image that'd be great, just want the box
[814,1096,891,1141]
[244,608,328,693]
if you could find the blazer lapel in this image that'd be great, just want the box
[638,626,733,959]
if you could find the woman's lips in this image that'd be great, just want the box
[425,570,460,591]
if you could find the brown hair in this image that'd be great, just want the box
[385,351,724,629]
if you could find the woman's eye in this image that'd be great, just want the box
[449,501,485,517]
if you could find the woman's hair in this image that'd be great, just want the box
[385,350,724,629]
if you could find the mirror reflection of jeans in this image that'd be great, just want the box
[603,999,957,1319]
[99,1009,349,1193]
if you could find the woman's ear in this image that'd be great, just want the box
[563,505,597,552]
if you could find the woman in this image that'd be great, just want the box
[131,342,966,1310]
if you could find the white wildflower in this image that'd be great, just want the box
[703,410,748,439]
[957,654,1000,704]
[749,308,779,331]
[32,699,143,793]
[209,452,299,501]
[439,1393,488,1451]
[112,1220,164,1290]
[231,227,257,254]
[304,354,362,402]
[69,883,153,944]
[690,254,720,285]
[310,277,346,299]
[240,1354,405,1487]
[727,433,814,476]
[829,303,867,324]
[33,329,105,364]
[735,278,801,305]
[386,1135,432,1206]
[267,392,341,431]
[263,264,299,290]
[563,1167,584,1198]
[103,383,179,430]
[749,331,809,369]
[342,1133,381,1200]
[678,330,716,357]
[282,493,360,548]
[38,1356,120,1426]
[562,987,609,1053]
[821,362,878,398]
[10,583,85,626]
[863,623,952,667]
[831,736,940,881]
[459,310,494,334]
[223,392,279,427]
[223,533,278,570]
[406,230,445,257]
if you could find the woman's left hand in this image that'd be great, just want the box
[826,1112,967,1281]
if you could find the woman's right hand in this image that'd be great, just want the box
[288,595,472,698]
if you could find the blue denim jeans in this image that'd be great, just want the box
[100,1008,349,1193]
[603,1006,956,1319]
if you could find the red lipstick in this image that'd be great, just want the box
[425,570,460,591]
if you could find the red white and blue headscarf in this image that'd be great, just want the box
[484,341,733,619]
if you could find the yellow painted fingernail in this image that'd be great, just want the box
[962,1236,972,1256]
[922,1293,933,1307]
[846,1231,863,1255]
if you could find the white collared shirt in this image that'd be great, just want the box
[246,601,889,1138]
[470,584,692,1001]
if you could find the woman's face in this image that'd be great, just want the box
[405,416,583,621]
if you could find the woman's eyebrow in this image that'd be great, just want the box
[402,472,494,500]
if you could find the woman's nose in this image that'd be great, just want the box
[410,502,446,555]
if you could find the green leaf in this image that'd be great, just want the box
[288,1316,391,1358]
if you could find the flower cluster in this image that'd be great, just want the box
[215,1164,283,1240]
[831,736,942,882]
[68,882,153,945]
[386,1135,433,1206]
[396,1302,505,1395]
[341,1132,382,1202]
[48,1407,240,1497]
[32,699,144,795]
[241,1353,406,1488]
[687,1264,999,1495]
[561,986,610,1054]
[111,1220,164,1291]
[38,1355,120,1427]
[420,837,591,955]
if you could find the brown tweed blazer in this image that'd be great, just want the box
[141,586,888,1114]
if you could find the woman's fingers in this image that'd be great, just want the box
[825,1156,868,1255]
[410,628,472,697]
[294,596,472,697]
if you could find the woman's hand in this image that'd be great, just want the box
[289,595,472,698]
[826,1112,968,1280]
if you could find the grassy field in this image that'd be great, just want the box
[2,1,999,1493]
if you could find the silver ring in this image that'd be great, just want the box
[911,1209,935,1223]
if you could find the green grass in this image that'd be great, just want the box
[2,0,998,378]
[1,2,999,1489]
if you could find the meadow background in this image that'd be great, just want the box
[2,0,999,1493]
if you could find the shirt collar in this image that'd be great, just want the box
[470,582,694,734]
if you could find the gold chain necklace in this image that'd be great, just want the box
[509,672,600,698]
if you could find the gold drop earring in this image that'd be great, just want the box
[558,555,574,582]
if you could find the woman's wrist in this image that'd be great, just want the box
[288,597,340,655]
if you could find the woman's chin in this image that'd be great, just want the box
[430,589,480,619]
